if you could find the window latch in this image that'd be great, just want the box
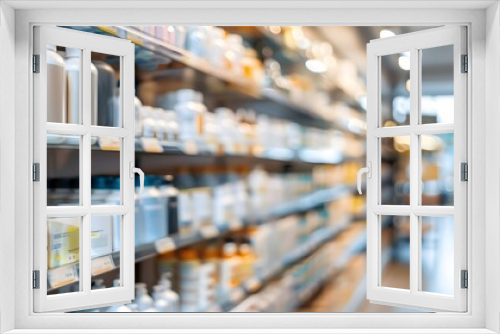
[357,162,372,195]
[130,161,144,195]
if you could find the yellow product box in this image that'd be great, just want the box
[48,217,80,269]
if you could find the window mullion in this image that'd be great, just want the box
[81,48,92,294]
[409,47,420,294]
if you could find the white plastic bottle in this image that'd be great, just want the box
[186,26,208,57]
[154,108,169,142]
[106,280,133,312]
[164,111,179,142]
[208,27,227,68]
[65,47,98,125]
[46,44,67,123]
[158,273,180,312]
[138,176,168,243]
[140,106,157,139]
[173,89,207,143]
[132,283,155,312]
[152,285,170,312]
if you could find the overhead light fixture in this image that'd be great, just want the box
[269,26,281,34]
[380,29,396,38]
[305,59,327,73]
[398,55,410,71]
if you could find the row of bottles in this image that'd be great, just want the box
[47,45,118,126]
[137,90,346,155]
[85,275,179,313]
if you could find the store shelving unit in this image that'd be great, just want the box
[64,25,366,135]
[47,185,355,293]
[44,25,373,312]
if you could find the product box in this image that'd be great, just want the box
[48,217,80,269]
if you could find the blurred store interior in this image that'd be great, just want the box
[45,25,454,313]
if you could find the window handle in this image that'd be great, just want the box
[357,162,372,195]
[129,161,145,195]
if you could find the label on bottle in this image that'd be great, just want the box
[98,137,121,151]
[155,237,175,254]
[141,137,163,153]
[91,254,115,276]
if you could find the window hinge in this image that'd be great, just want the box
[461,270,468,289]
[461,54,468,73]
[33,54,40,73]
[461,162,468,181]
[33,163,40,182]
[33,270,40,289]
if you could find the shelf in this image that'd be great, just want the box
[230,223,368,312]
[224,218,353,311]
[47,137,353,177]
[47,185,353,292]
[63,25,366,133]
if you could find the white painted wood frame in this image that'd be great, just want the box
[366,26,467,312]
[0,3,494,333]
[32,26,136,312]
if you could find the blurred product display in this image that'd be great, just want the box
[46,25,453,313]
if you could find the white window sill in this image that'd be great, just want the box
[4,329,497,334]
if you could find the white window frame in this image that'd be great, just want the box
[0,2,498,333]
[366,26,467,312]
[32,26,136,313]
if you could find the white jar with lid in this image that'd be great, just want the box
[207,27,226,68]
[46,45,67,123]
[174,89,207,142]
[140,106,157,138]
[225,34,244,75]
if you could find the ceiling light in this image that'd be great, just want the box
[305,59,327,73]
[269,26,281,34]
[398,55,410,71]
[380,29,396,38]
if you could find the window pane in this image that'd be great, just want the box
[91,137,121,205]
[381,136,410,205]
[420,216,454,295]
[421,45,454,124]
[47,46,81,124]
[91,52,121,127]
[90,215,120,292]
[47,216,80,295]
[47,134,80,206]
[421,133,454,206]
[380,52,410,127]
[380,215,410,290]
